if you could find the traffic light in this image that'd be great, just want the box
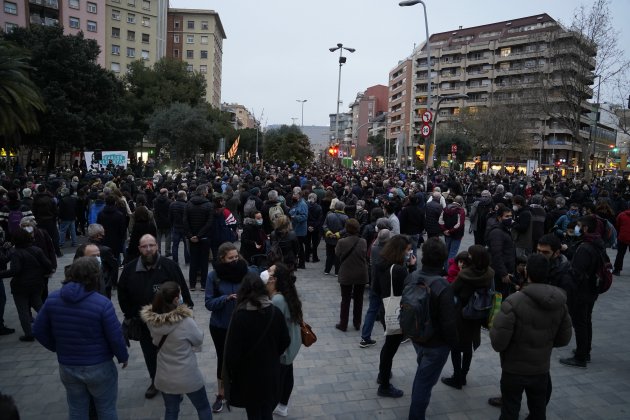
[612,147,619,153]
[328,146,339,157]
[415,144,425,161]
[554,159,561,167]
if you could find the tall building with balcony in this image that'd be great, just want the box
[408,13,596,167]
[387,58,414,162]
[348,85,388,159]
[221,103,255,129]
[329,112,352,145]
[105,0,168,76]
[166,9,226,107]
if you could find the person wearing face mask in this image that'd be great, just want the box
[510,195,533,259]
[19,216,57,302]
[552,203,580,237]
[141,281,212,420]
[288,187,308,269]
[304,193,323,263]
[73,243,109,297]
[486,205,516,298]
[204,242,255,414]
[240,210,267,266]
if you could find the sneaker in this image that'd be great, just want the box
[377,384,404,398]
[488,397,502,407]
[144,383,159,399]
[273,403,288,417]
[212,395,224,413]
[572,349,591,362]
[323,271,330,275]
[559,356,587,368]
[0,326,15,335]
[359,338,377,348]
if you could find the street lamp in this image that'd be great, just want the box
[400,0,432,162]
[329,43,356,154]
[296,99,307,127]
[429,94,468,164]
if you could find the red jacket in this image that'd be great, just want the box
[439,204,466,240]
[616,209,630,244]
[446,258,460,284]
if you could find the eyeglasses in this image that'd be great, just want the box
[139,244,157,249]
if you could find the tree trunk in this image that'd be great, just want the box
[46,142,56,173]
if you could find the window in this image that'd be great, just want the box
[68,0,79,9]
[201,21,208,30]
[128,0,135,6]
[141,33,149,43]
[4,1,17,14]
[186,64,193,72]
[142,0,150,10]
[111,45,120,55]
[127,30,135,41]
[173,49,179,58]
[87,20,96,32]
[111,0,119,2]
[111,62,121,73]
[174,20,179,29]
[69,17,80,29]
[111,27,120,38]
[87,2,96,13]
[112,9,120,20]
[200,36,208,45]
[173,34,179,43]
[5,22,18,33]
[187,20,194,29]
[500,47,511,57]
[142,16,150,27]
[186,50,193,59]
[200,65,207,74]
[127,47,135,58]
[127,13,135,24]
[141,50,149,60]
[200,50,208,59]
[186,34,194,44]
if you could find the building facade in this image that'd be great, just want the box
[408,13,596,169]
[221,103,256,129]
[329,112,352,145]
[387,58,414,157]
[348,85,388,160]
[166,8,226,107]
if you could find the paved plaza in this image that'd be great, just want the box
[1,227,630,419]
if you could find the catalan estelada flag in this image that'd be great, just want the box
[227,135,240,159]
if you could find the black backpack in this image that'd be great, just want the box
[399,272,446,342]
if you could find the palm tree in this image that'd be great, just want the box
[0,41,45,138]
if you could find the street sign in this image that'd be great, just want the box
[420,123,431,138]
[421,111,433,123]
[451,144,458,153]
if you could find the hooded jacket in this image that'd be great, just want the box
[240,217,267,263]
[32,282,128,366]
[141,304,205,394]
[490,283,572,375]
[152,194,172,229]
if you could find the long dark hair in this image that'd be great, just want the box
[236,272,269,309]
[273,263,302,323]
[380,234,411,265]
[151,281,180,314]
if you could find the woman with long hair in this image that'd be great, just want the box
[263,263,303,417]
[441,244,493,389]
[204,242,252,414]
[224,272,290,419]
[373,234,416,398]
[141,281,212,419]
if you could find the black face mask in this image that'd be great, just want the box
[502,218,513,229]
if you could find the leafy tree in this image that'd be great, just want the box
[0,40,45,140]
[367,133,396,158]
[3,26,133,169]
[435,132,472,162]
[263,125,313,166]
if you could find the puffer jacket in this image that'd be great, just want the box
[152,194,172,229]
[205,259,252,329]
[490,283,573,375]
[184,195,214,239]
[141,304,205,394]
[425,200,443,237]
[32,282,128,366]
[616,209,630,244]
[168,198,187,232]
[0,246,53,294]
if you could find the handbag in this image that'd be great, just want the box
[300,320,317,347]
[338,237,360,265]
[382,265,402,336]
[122,317,144,342]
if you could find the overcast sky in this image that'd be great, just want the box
[170,0,630,127]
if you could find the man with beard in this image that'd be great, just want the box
[117,234,192,399]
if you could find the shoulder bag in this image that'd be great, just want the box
[382,265,402,336]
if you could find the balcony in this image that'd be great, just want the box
[468,42,490,52]
[29,0,59,9]
[468,55,490,62]
[440,72,461,81]
[466,69,490,78]
[467,84,491,92]
[466,97,488,103]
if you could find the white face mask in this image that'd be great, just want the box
[512,205,519,212]
[95,256,101,266]
[178,294,184,305]
[24,226,34,233]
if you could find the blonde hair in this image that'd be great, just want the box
[273,215,292,233]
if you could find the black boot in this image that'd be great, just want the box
[440,374,462,390]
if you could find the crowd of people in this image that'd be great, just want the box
[0,160,628,419]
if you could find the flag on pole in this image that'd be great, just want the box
[227,135,240,159]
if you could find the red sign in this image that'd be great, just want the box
[451,144,458,153]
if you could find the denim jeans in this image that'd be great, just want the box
[361,287,383,341]
[59,360,119,420]
[156,228,172,256]
[409,344,450,420]
[444,236,462,271]
[58,220,77,247]
[408,234,420,257]
[162,386,212,420]
[171,229,190,264]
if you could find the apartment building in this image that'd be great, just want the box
[105,0,167,76]
[348,85,388,159]
[387,58,414,161]
[221,103,256,129]
[1,0,106,65]
[408,13,596,166]
[166,8,226,107]
[329,112,352,144]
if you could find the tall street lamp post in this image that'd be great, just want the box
[329,43,355,160]
[400,0,432,164]
[296,99,307,127]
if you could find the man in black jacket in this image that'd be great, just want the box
[152,188,172,257]
[168,190,189,264]
[408,238,458,420]
[57,188,77,248]
[75,224,119,296]
[32,184,61,257]
[118,234,192,399]
[96,195,127,265]
[399,195,425,256]
[184,185,214,290]
[487,206,516,297]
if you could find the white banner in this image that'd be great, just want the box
[84,151,129,169]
